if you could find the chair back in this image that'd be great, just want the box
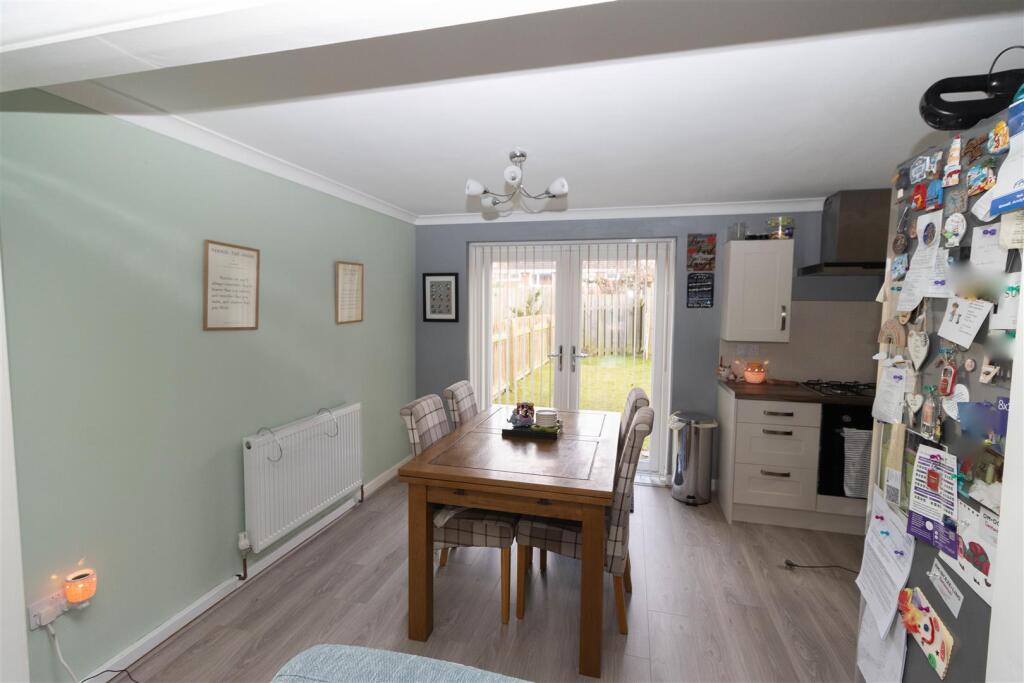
[606,406,654,574]
[442,380,479,427]
[617,388,650,460]
[399,394,451,456]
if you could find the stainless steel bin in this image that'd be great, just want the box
[669,412,718,505]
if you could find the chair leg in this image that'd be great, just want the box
[501,547,511,624]
[439,548,449,567]
[516,544,528,619]
[613,575,628,635]
[526,545,533,570]
[539,548,547,573]
[623,555,632,594]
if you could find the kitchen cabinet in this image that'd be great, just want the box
[720,240,793,342]
[716,384,864,534]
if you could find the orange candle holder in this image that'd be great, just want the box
[63,568,97,607]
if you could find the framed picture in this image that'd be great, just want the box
[203,240,260,330]
[423,273,458,322]
[335,261,364,324]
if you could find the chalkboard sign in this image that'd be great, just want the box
[686,272,713,308]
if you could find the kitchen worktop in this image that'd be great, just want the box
[718,380,874,406]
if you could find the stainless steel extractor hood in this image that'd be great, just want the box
[797,189,890,276]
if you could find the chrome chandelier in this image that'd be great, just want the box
[465,148,568,210]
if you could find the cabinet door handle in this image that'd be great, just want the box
[763,410,794,417]
[780,305,787,331]
[760,469,792,478]
[762,428,793,436]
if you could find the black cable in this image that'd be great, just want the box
[989,45,1024,78]
[784,559,858,574]
[80,669,140,683]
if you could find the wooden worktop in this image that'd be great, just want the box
[718,380,874,407]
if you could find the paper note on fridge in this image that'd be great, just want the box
[857,606,907,683]
[907,445,958,558]
[938,297,993,348]
[969,224,1008,272]
[1000,209,1024,249]
[989,93,1024,216]
[990,272,1021,330]
[872,367,907,424]
[940,499,998,605]
[927,558,964,618]
[857,491,915,638]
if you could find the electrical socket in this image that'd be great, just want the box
[27,591,66,629]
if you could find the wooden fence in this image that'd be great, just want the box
[581,292,651,359]
[491,314,554,399]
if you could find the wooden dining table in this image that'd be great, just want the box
[398,405,619,678]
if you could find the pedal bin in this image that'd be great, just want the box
[669,412,718,505]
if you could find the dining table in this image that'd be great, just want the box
[398,405,620,678]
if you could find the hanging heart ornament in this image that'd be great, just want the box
[908,330,930,370]
[906,393,924,414]
[941,384,969,421]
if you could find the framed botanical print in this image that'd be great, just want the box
[423,273,458,322]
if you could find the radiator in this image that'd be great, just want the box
[242,403,362,554]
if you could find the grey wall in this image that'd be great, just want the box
[416,212,881,417]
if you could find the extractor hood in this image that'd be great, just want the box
[797,189,890,276]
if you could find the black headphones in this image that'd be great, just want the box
[920,46,1024,130]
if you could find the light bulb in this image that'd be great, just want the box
[547,177,569,197]
[482,195,499,209]
[465,178,485,197]
[503,165,522,186]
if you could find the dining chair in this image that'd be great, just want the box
[399,394,518,623]
[514,406,654,634]
[442,380,479,427]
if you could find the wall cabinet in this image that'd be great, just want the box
[720,240,794,342]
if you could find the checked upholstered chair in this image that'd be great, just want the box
[399,394,518,623]
[514,405,654,634]
[442,380,479,428]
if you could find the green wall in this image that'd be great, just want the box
[0,89,416,681]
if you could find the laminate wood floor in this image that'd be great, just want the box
[120,481,864,683]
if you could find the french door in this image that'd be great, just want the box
[468,239,674,474]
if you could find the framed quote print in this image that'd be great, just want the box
[423,273,458,322]
[203,240,260,330]
[335,261,364,324]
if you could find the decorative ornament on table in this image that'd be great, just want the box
[943,213,967,247]
[942,134,962,187]
[988,120,1010,154]
[891,254,910,281]
[911,183,928,210]
[908,330,930,370]
[966,160,997,196]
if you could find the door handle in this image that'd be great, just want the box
[571,345,589,373]
[780,305,787,331]
[547,345,563,372]
[760,469,792,478]
[762,428,794,436]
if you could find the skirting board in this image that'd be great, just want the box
[82,453,413,683]
[731,502,866,536]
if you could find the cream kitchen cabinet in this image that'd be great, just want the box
[720,239,794,342]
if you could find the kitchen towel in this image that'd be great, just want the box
[843,428,872,498]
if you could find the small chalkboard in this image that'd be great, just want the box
[687,272,714,308]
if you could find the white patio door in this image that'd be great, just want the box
[469,239,674,475]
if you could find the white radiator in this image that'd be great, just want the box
[242,403,362,554]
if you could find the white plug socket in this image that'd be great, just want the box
[27,591,67,629]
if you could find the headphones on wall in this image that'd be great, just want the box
[920,46,1024,130]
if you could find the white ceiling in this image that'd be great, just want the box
[11,1,1024,223]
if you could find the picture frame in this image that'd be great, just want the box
[423,273,459,322]
[203,240,260,330]
[335,261,364,324]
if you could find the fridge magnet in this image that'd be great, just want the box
[927,559,964,618]
[898,587,955,679]
[925,180,943,211]
[987,120,1010,154]
[942,213,966,246]
[938,363,957,396]
[989,272,1021,330]
[942,134,962,187]
[922,218,938,245]
[891,254,909,281]
[940,500,998,604]
[898,310,913,325]
[897,205,911,234]
[894,166,911,198]
[911,183,928,210]
[422,273,458,322]
[944,186,968,215]
[963,358,977,372]
[878,317,908,347]
[962,134,986,164]
[907,393,925,414]
[908,330,930,370]
[892,233,909,254]
[940,384,969,420]
[966,160,996,196]
[686,233,716,271]
[910,155,930,183]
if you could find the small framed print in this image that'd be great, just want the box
[203,240,260,330]
[423,273,458,322]
[335,261,364,324]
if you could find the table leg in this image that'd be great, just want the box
[408,483,433,640]
[579,504,604,677]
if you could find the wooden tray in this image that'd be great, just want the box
[501,424,560,440]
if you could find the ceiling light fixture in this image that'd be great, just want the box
[465,148,568,211]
